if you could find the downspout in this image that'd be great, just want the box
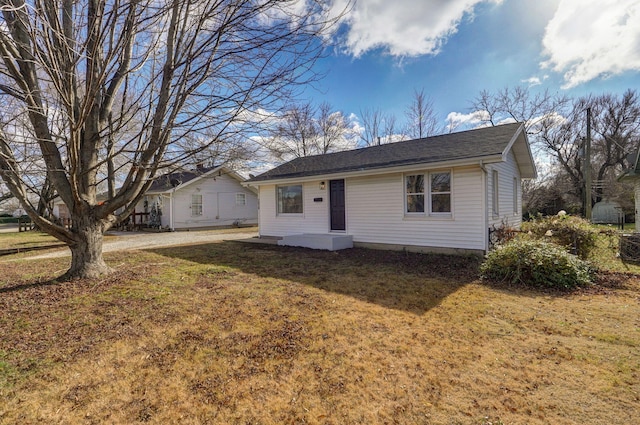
[479,161,489,253]
[169,189,175,231]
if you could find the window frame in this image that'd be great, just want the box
[404,170,452,217]
[276,184,303,215]
[429,171,452,215]
[191,193,203,217]
[405,174,426,214]
[236,192,246,206]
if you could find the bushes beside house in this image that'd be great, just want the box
[521,213,599,259]
[481,213,596,290]
[480,239,593,290]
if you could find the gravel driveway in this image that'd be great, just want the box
[22,228,259,259]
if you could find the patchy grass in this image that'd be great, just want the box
[0,230,64,254]
[0,239,639,424]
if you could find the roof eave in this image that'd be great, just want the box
[244,154,504,186]
[502,123,537,179]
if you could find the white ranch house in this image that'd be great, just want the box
[136,165,258,230]
[53,165,258,231]
[245,123,537,255]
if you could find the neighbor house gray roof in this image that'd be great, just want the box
[248,122,535,183]
[146,166,217,193]
[619,149,640,181]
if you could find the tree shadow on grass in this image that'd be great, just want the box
[0,278,63,294]
[147,241,481,315]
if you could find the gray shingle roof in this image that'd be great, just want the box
[147,166,217,192]
[248,122,524,182]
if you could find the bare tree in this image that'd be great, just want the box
[471,86,570,135]
[404,88,439,139]
[536,91,640,213]
[590,90,640,203]
[317,102,354,154]
[358,107,397,147]
[0,191,12,203]
[0,0,343,279]
[266,101,354,161]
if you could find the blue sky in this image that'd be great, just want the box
[302,0,640,130]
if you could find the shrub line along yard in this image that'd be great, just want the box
[0,225,638,424]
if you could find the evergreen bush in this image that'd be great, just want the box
[480,239,593,290]
[521,213,598,259]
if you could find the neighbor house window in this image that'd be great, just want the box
[277,185,303,214]
[492,170,499,217]
[191,194,203,216]
[513,177,518,214]
[405,171,451,215]
[236,193,246,206]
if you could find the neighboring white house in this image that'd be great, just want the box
[52,165,258,230]
[137,165,258,230]
[245,122,537,255]
[618,149,640,231]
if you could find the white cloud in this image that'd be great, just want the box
[445,110,490,131]
[541,0,640,88]
[521,75,549,87]
[334,0,503,57]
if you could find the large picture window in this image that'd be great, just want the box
[405,171,451,215]
[277,185,303,214]
[191,194,203,216]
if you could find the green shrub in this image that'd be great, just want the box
[480,239,593,290]
[521,214,598,259]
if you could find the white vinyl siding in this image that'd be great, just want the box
[258,182,329,236]
[256,159,524,252]
[258,168,485,250]
[140,172,258,229]
[347,167,485,250]
[488,150,522,229]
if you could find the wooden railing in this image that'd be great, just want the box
[117,212,150,231]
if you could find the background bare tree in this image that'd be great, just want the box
[0,0,342,279]
[471,86,570,135]
[265,101,355,161]
[404,88,439,139]
[358,107,397,147]
[473,87,640,216]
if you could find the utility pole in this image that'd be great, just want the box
[585,107,592,220]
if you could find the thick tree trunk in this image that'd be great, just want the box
[62,216,113,280]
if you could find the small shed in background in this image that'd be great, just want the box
[591,199,624,226]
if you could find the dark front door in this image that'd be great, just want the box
[329,179,346,231]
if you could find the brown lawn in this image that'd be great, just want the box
[0,237,638,424]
